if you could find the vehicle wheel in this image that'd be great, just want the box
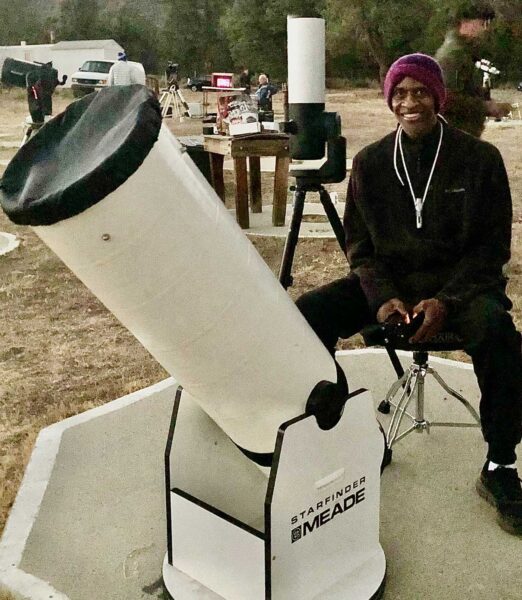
[191,85,198,92]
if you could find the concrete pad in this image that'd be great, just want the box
[1,350,520,600]
[0,379,175,600]
[236,201,345,239]
[0,232,19,256]
[347,350,522,600]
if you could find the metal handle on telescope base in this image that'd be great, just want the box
[164,384,184,565]
[305,361,349,430]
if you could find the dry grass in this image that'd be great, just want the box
[1,85,521,538]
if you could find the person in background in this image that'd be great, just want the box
[166,62,179,87]
[435,1,502,137]
[26,63,67,124]
[239,67,252,94]
[255,73,278,111]
[107,52,142,87]
[296,53,522,536]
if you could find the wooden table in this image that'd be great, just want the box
[203,134,290,229]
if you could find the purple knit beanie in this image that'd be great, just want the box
[383,53,446,113]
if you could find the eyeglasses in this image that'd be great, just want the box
[392,87,432,102]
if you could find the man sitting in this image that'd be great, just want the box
[255,73,278,111]
[296,53,522,536]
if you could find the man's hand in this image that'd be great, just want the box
[409,298,447,343]
[376,298,410,325]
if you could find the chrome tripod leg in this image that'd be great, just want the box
[383,370,410,405]
[416,364,425,430]
[386,368,419,447]
[429,367,481,424]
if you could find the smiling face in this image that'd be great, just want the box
[391,76,439,139]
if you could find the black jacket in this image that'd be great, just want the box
[344,122,512,316]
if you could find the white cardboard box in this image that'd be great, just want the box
[228,122,262,136]
[261,121,280,132]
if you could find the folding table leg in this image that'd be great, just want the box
[249,156,262,213]
[273,156,290,226]
[209,153,225,203]
[234,156,249,229]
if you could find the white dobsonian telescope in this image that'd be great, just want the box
[0,21,386,600]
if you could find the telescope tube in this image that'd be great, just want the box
[287,17,326,159]
[0,85,338,455]
[1,57,58,89]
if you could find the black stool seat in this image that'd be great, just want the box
[363,323,464,353]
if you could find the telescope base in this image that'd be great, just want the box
[162,553,386,600]
[163,388,386,600]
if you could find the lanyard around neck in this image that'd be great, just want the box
[396,122,443,229]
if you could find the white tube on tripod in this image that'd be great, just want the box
[1,88,337,456]
[287,17,325,105]
[287,17,327,160]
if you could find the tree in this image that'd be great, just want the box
[324,0,436,83]
[58,0,100,41]
[104,2,160,73]
[162,0,232,77]
[488,0,522,81]
[222,0,323,80]
[0,0,47,44]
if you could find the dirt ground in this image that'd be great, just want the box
[1,85,521,538]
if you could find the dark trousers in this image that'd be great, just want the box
[27,94,44,124]
[296,275,522,465]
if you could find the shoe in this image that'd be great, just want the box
[476,463,522,535]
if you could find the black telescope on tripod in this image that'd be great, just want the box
[165,62,179,87]
[279,16,347,289]
[475,58,500,76]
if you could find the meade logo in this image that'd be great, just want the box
[290,476,366,544]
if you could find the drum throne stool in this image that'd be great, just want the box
[363,324,481,465]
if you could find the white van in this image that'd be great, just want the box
[71,60,146,97]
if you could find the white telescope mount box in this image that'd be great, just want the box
[162,385,386,599]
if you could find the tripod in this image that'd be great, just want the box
[279,176,346,289]
[159,85,190,120]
